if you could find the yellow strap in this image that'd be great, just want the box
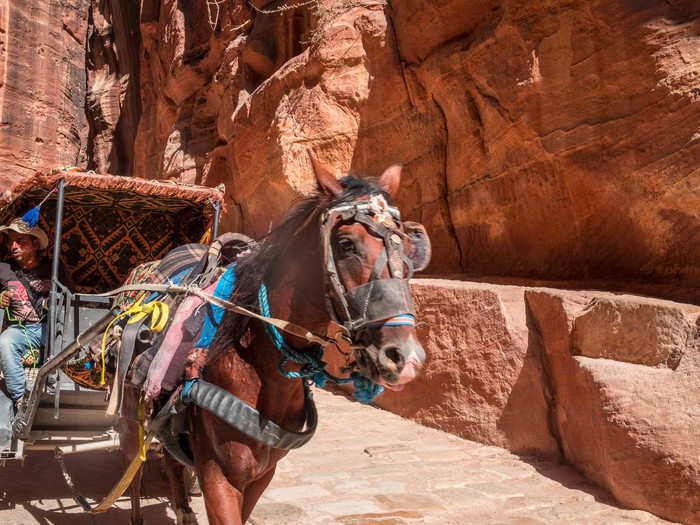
[100,298,170,384]
[199,227,212,245]
[138,393,147,461]
[90,432,154,514]
[127,300,170,333]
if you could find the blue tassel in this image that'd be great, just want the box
[312,371,327,388]
[21,206,40,228]
[20,186,58,228]
[351,372,384,404]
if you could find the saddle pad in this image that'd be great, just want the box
[142,280,218,402]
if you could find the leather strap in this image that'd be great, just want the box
[183,379,317,450]
[115,316,148,415]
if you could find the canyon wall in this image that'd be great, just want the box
[81,0,700,300]
[0,0,89,193]
[2,0,698,297]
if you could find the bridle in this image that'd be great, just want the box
[320,194,418,338]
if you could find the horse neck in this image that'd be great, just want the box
[212,223,328,424]
[265,226,329,340]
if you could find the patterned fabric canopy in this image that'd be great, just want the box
[0,169,224,293]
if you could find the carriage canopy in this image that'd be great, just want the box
[0,169,224,293]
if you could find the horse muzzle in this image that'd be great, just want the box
[354,335,425,389]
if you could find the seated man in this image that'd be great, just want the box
[0,216,51,414]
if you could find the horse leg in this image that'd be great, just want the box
[119,417,145,525]
[128,464,145,525]
[198,465,244,525]
[241,466,276,523]
[163,452,198,525]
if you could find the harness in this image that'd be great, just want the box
[320,194,417,335]
[91,194,420,407]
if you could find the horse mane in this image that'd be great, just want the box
[208,174,390,356]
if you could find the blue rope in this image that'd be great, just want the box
[182,379,196,402]
[258,283,383,404]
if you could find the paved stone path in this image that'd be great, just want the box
[0,389,676,524]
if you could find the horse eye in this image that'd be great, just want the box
[337,238,356,255]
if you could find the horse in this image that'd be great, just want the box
[119,158,432,525]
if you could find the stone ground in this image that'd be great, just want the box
[0,389,677,524]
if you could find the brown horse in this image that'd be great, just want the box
[121,159,431,525]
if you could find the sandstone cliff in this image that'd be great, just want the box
[2,0,698,298]
[82,0,700,301]
[0,0,89,193]
[0,1,699,523]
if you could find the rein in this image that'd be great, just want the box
[93,281,343,349]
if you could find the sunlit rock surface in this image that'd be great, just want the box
[371,280,699,525]
[0,0,89,193]
[79,0,700,297]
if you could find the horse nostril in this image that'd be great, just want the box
[383,346,403,367]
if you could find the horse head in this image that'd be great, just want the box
[310,157,432,391]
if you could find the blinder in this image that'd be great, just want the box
[320,195,418,334]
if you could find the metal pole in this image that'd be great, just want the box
[48,178,65,360]
[212,200,221,241]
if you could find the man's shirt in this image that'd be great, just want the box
[0,259,52,323]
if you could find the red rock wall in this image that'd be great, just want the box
[1,1,698,296]
[0,0,89,192]
[0,0,700,294]
[84,0,141,175]
[78,0,700,299]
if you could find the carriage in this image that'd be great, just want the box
[0,168,224,461]
[0,161,431,523]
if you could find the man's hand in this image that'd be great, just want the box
[0,290,12,308]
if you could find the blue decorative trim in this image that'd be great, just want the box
[365,314,416,329]
[196,265,237,349]
[182,379,197,402]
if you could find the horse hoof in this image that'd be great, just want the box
[176,509,199,525]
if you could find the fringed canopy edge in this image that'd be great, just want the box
[0,169,225,211]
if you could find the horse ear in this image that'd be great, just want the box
[403,221,432,272]
[377,163,402,199]
[308,151,344,198]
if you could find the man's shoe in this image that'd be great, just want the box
[11,397,26,436]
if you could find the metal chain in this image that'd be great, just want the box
[206,0,319,32]
[246,0,319,14]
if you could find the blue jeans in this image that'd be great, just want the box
[0,322,45,400]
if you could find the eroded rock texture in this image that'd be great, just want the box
[1,1,698,292]
[0,0,89,193]
[84,0,141,174]
[325,280,699,524]
[526,289,699,525]
[79,0,700,298]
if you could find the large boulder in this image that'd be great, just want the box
[525,289,699,525]
[374,279,560,458]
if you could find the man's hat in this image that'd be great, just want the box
[0,217,49,250]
